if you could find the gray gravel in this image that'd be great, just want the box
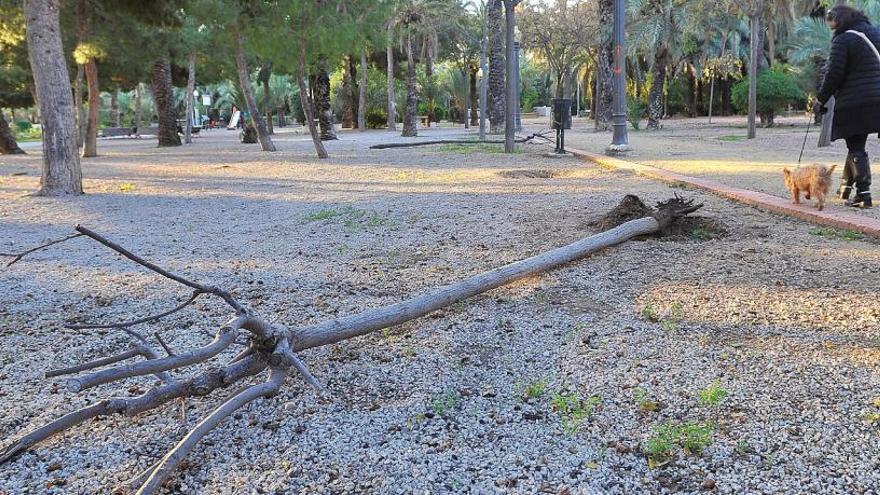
[0,127,878,494]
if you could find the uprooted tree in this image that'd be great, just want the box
[0,195,702,494]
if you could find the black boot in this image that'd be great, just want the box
[845,153,872,208]
[838,153,855,200]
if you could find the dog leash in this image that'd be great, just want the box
[798,112,812,165]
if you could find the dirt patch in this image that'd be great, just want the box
[589,194,727,241]
[497,169,570,179]
[589,194,653,231]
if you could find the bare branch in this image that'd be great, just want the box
[153,332,175,356]
[74,226,245,314]
[66,318,245,392]
[1,355,266,465]
[0,233,83,267]
[65,291,203,330]
[45,348,142,378]
[134,367,287,495]
[281,348,323,393]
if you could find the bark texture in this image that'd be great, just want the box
[387,25,397,130]
[0,112,25,154]
[647,47,667,129]
[747,15,759,139]
[358,50,368,131]
[184,53,196,144]
[151,57,181,147]
[487,0,505,133]
[470,66,479,126]
[24,0,83,195]
[595,0,614,130]
[297,44,328,158]
[402,34,418,137]
[231,21,275,151]
[74,64,84,147]
[503,0,518,153]
[315,62,337,140]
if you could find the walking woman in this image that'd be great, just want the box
[815,5,878,208]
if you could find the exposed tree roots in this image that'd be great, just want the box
[0,195,702,493]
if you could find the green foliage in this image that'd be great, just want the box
[640,303,659,322]
[433,143,507,154]
[643,421,714,467]
[522,379,548,400]
[698,381,729,407]
[732,68,805,121]
[366,110,388,129]
[430,393,459,417]
[303,206,387,230]
[632,387,660,413]
[550,392,602,434]
[14,120,31,133]
[809,228,865,241]
[627,96,647,130]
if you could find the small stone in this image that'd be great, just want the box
[702,478,716,491]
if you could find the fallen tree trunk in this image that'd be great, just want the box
[0,195,700,494]
[369,130,552,150]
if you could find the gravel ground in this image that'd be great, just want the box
[1,127,879,494]
[562,115,880,221]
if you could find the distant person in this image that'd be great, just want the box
[815,5,879,208]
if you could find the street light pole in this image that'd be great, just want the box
[606,0,631,155]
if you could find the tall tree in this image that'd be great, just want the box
[595,0,614,129]
[386,24,398,130]
[487,0,505,133]
[0,4,30,155]
[75,0,101,157]
[24,0,83,195]
[230,19,276,151]
[314,59,338,140]
[184,53,197,144]
[734,0,766,139]
[502,0,520,152]
[151,56,181,147]
[358,49,368,131]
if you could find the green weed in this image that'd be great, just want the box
[809,228,864,241]
[550,392,602,434]
[430,393,460,417]
[698,380,729,407]
[632,387,660,413]
[640,304,659,322]
[522,379,548,400]
[643,421,714,468]
[303,206,388,230]
[717,135,747,142]
[118,183,136,193]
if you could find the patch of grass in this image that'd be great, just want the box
[433,142,510,154]
[639,303,659,322]
[688,228,712,241]
[660,302,685,332]
[643,421,714,468]
[430,393,460,417]
[303,206,388,230]
[632,387,660,413]
[118,183,136,193]
[660,320,679,332]
[522,379,548,400]
[668,181,689,190]
[717,135,747,142]
[550,392,602,434]
[698,381,729,407]
[401,345,417,357]
[809,227,864,242]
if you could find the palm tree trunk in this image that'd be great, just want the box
[647,47,667,129]
[425,56,435,126]
[231,20,275,151]
[0,111,25,154]
[386,25,397,130]
[402,33,418,137]
[315,61,337,140]
[151,57,181,147]
[358,49,368,131]
[596,0,614,130]
[184,53,196,144]
[503,0,517,153]
[296,42,328,158]
[487,0,505,133]
[24,0,83,195]
[470,65,479,126]
[341,56,355,128]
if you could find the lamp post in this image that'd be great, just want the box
[606,0,631,155]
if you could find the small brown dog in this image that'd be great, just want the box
[783,164,837,211]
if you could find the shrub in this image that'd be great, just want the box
[732,68,805,127]
[365,109,387,129]
[627,97,647,130]
[15,121,32,133]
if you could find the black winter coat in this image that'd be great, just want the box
[817,19,880,141]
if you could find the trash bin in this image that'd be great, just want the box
[551,98,572,130]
